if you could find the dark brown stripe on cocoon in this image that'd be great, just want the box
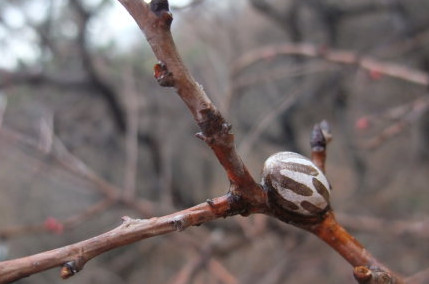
[280,162,319,176]
[301,201,324,214]
[277,176,314,196]
[277,197,300,211]
[312,178,330,202]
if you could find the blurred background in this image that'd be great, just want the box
[1,0,429,283]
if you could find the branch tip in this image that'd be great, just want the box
[311,120,332,152]
[150,0,169,14]
[310,124,326,152]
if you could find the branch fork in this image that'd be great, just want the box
[0,1,406,283]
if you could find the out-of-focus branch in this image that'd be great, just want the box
[231,62,337,93]
[361,97,429,150]
[167,235,219,284]
[0,93,6,128]
[0,125,158,216]
[167,231,238,284]
[0,199,113,239]
[207,258,238,284]
[405,266,429,284]
[337,213,429,239]
[250,0,419,45]
[237,88,299,157]
[0,69,92,90]
[70,0,127,133]
[233,43,429,87]
[122,67,140,201]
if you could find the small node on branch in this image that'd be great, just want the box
[221,122,232,134]
[195,132,213,144]
[206,198,215,207]
[197,109,228,140]
[60,261,78,279]
[354,266,372,283]
[171,215,186,232]
[121,215,133,223]
[353,266,395,284]
[154,62,175,87]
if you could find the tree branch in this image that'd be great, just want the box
[117,0,266,208]
[233,43,429,87]
[0,1,410,283]
[0,195,233,283]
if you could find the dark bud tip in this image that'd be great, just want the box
[150,0,170,16]
[310,124,326,151]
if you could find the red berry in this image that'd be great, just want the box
[44,217,64,235]
[369,69,382,80]
[355,117,370,130]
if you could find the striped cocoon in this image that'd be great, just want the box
[261,152,331,217]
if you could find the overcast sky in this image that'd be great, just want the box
[0,0,193,69]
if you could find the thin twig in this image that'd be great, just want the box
[233,43,429,86]
[337,213,429,239]
[361,97,429,150]
[237,88,299,157]
[0,93,7,128]
[405,266,429,284]
[0,199,114,239]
